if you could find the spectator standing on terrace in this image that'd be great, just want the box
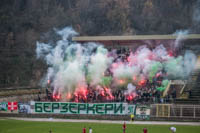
[89,127,92,133]
[172,89,176,101]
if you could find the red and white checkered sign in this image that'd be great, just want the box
[8,102,18,111]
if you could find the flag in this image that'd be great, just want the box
[8,102,18,111]
[0,102,7,111]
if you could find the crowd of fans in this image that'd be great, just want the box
[42,48,177,104]
[43,81,177,104]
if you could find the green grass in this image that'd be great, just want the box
[0,119,200,133]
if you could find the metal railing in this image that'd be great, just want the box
[150,104,200,119]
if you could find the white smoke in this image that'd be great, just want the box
[173,30,189,50]
[111,44,197,82]
[164,51,196,79]
[183,51,197,77]
[36,42,52,59]
[112,63,140,80]
[56,27,78,41]
[88,46,113,85]
[36,27,112,99]
[125,83,136,95]
[152,44,171,61]
[36,27,197,101]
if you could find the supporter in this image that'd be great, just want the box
[49,49,174,104]
[172,89,177,101]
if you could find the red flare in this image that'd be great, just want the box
[148,53,155,60]
[74,86,88,101]
[168,50,173,57]
[56,95,60,99]
[133,76,137,81]
[112,63,118,68]
[139,79,146,86]
[104,87,114,100]
[127,56,131,62]
[66,93,71,100]
[128,95,133,101]
[126,93,137,101]
[48,79,50,84]
[119,79,125,84]
[156,72,161,77]
[74,92,78,97]
[52,94,61,100]
[101,90,105,96]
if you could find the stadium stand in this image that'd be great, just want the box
[176,57,200,104]
[0,87,45,102]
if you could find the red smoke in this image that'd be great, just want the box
[138,79,146,86]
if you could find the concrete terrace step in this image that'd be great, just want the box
[175,99,200,104]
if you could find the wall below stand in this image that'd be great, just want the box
[0,113,200,122]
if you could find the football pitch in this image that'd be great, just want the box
[0,119,200,133]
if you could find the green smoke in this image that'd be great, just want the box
[101,76,112,87]
[86,74,91,84]
[149,62,162,83]
[164,56,183,79]
[156,79,169,91]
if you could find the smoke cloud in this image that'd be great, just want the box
[36,27,197,101]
